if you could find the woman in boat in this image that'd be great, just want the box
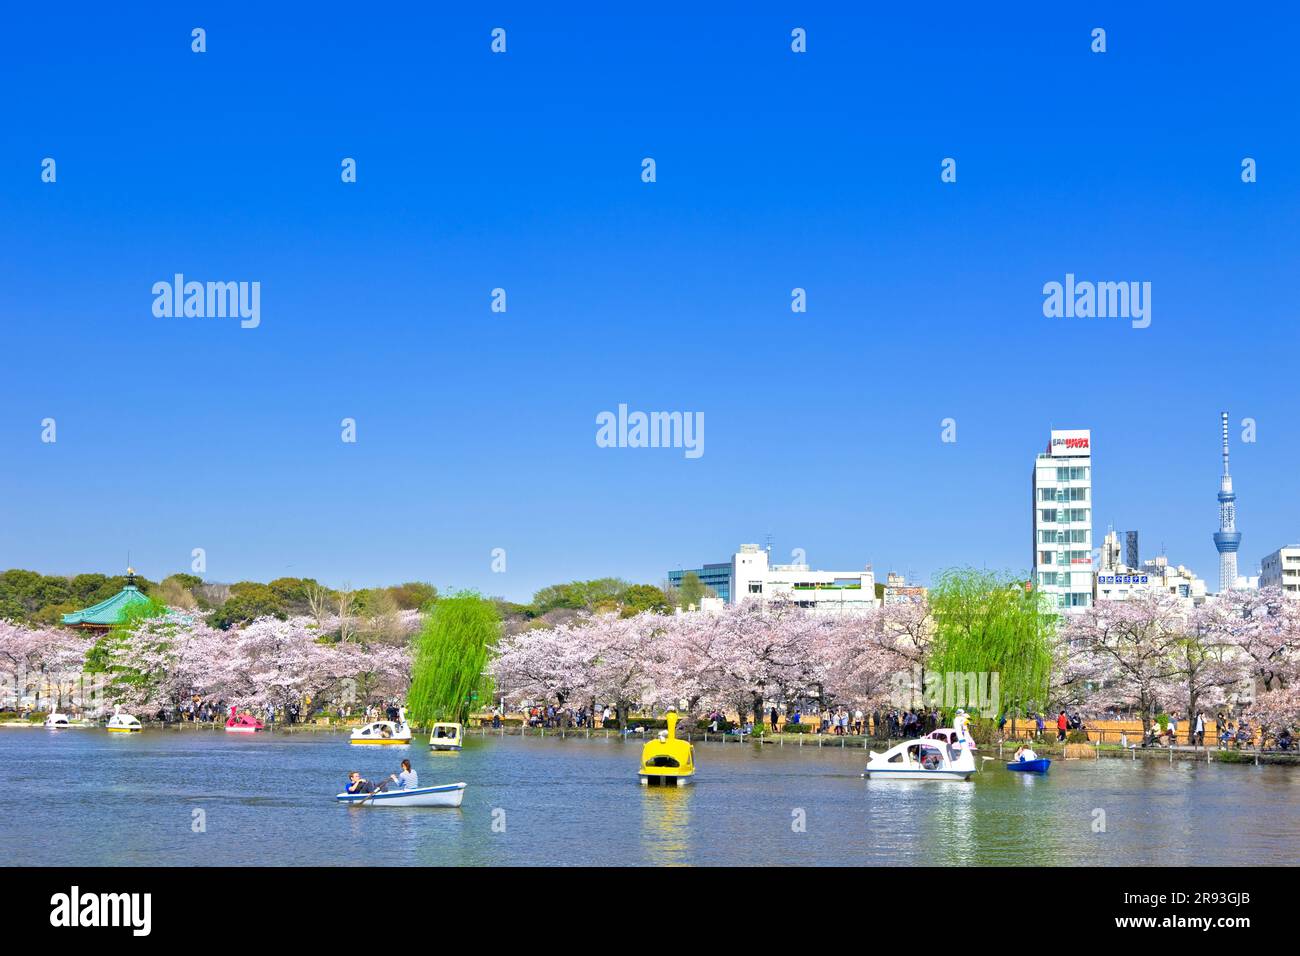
[388,759,418,790]
[1014,742,1038,763]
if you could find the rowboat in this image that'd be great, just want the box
[1006,757,1051,773]
[336,782,467,808]
[106,713,142,733]
[863,731,977,781]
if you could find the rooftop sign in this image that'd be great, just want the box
[1049,429,1091,456]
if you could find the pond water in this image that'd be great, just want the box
[3,728,1296,866]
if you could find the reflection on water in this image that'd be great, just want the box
[641,784,692,866]
[1,729,1296,866]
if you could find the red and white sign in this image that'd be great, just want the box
[1049,429,1091,456]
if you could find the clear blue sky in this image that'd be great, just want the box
[2,3,1296,601]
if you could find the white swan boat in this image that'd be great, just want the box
[350,720,412,745]
[336,782,466,807]
[106,713,142,733]
[44,713,72,728]
[863,733,977,781]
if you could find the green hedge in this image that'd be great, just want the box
[781,723,814,734]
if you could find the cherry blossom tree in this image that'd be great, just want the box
[1164,602,1248,729]
[1247,685,1300,742]
[1060,592,1187,733]
[1211,588,1300,697]
[0,620,94,712]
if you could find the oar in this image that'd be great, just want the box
[353,779,390,807]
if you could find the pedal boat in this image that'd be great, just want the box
[106,713,142,733]
[638,708,695,786]
[225,713,265,734]
[44,713,72,729]
[1006,757,1051,773]
[863,736,976,781]
[429,722,463,751]
[350,720,412,745]
[336,782,467,807]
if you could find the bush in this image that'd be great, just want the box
[968,717,998,746]
[1066,730,1091,744]
[781,722,814,734]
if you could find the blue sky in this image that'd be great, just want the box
[1,3,1296,601]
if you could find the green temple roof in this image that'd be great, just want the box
[62,583,152,627]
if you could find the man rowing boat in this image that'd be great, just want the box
[346,771,377,794]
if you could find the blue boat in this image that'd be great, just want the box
[1006,758,1051,773]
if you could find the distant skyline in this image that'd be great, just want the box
[2,5,1297,602]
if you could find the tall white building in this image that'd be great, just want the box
[1032,429,1093,612]
[1260,545,1300,597]
[730,543,878,615]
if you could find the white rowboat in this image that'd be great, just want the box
[335,782,467,808]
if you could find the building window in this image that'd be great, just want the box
[748,583,762,594]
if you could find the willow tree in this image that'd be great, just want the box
[927,568,1055,732]
[406,591,499,725]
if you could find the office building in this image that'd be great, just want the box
[1260,545,1300,597]
[1032,429,1093,611]
[731,543,878,615]
[667,562,731,602]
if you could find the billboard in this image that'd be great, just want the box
[1049,429,1091,456]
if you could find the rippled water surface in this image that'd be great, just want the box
[3,728,1296,866]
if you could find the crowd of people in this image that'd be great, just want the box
[520,703,595,728]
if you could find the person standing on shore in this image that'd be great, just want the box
[1168,713,1178,748]
[1195,712,1205,747]
[1056,711,1068,742]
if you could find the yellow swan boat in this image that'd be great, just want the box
[638,707,695,786]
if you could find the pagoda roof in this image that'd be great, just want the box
[62,584,152,627]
